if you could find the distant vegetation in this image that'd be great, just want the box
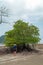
[0,35,5,43]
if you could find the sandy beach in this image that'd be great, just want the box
[0,50,43,65]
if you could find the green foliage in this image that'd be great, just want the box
[5,30,15,47]
[13,20,29,44]
[4,20,40,47]
[28,24,40,44]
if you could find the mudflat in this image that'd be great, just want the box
[0,51,43,65]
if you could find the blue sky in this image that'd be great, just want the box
[0,0,43,43]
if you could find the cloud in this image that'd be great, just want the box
[24,0,43,10]
[0,0,43,43]
[0,0,43,18]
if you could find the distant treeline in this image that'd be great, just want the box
[0,35,5,43]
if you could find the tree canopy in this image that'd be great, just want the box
[4,20,40,47]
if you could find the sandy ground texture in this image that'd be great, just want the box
[0,50,43,65]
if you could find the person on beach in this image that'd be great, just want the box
[13,44,17,55]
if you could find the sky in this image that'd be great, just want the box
[0,0,43,43]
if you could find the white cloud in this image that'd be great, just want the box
[4,0,15,4]
[24,0,43,10]
[1,0,43,10]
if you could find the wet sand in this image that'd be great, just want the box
[0,51,43,65]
